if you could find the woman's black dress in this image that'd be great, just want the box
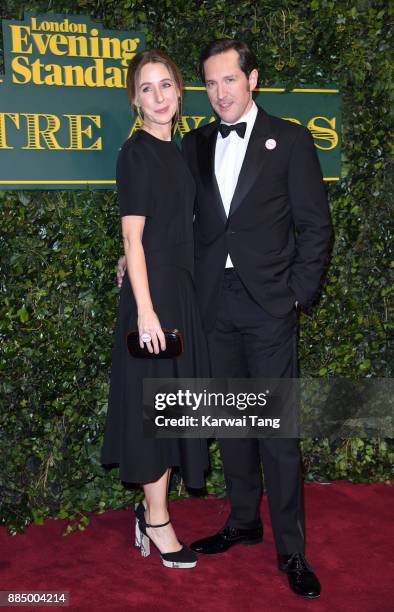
[101,129,209,488]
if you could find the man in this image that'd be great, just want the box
[182,39,332,599]
[119,39,332,598]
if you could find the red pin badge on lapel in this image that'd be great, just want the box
[265,138,276,150]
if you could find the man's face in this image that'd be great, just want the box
[203,49,258,124]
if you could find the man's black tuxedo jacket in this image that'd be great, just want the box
[182,106,332,331]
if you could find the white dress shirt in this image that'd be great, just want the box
[215,101,258,268]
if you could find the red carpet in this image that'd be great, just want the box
[1,481,393,611]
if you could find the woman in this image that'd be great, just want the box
[101,50,209,569]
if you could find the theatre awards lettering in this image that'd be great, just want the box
[0,12,341,189]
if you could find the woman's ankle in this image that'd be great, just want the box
[145,506,170,525]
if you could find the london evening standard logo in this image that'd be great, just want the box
[6,13,141,88]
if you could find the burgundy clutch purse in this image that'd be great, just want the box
[126,329,183,359]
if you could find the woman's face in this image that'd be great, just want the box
[135,62,179,129]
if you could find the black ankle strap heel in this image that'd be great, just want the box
[134,501,197,569]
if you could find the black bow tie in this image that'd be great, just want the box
[218,122,247,139]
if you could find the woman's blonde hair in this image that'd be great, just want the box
[126,49,183,130]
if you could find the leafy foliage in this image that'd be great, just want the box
[0,1,392,533]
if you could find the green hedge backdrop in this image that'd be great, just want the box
[0,0,392,534]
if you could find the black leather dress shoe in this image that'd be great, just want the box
[278,553,321,598]
[191,525,263,554]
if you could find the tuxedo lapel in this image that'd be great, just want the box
[197,122,227,224]
[228,108,272,218]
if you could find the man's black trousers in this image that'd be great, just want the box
[206,268,305,555]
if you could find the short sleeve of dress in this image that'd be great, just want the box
[116,141,154,218]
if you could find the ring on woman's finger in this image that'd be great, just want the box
[141,333,152,343]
